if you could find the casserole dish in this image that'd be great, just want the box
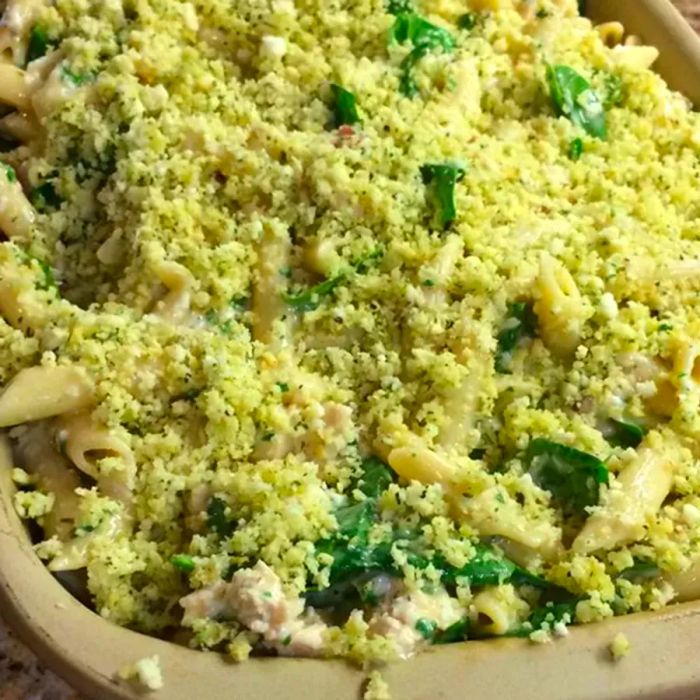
[3,1,700,698]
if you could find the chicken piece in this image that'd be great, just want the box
[180,581,229,624]
[370,588,463,658]
[179,562,328,656]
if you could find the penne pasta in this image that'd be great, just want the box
[0,164,35,240]
[55,412,135,505]
[13,422,80,541]
[471,584,529,636]
[596,21,625,48]
[0,63,29,110]
[611,44,660,70]
[455,486,563,560]
[151,260,194,323]
[252,220,293,351]
[573,436,676,555]
[533,252,590,359]
[388,443,456,485]
[0,366,94,427]
[666,558,700,603]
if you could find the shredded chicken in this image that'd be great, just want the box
[369,588,464,658]
[179,561,328,656]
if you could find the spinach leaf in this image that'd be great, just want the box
[313,499,394,588]
[509,600,578,637]
[387,0,412,14]
[357,456,394,498]
[389,13,455,48]
[546,64,606,139]
[605,418,646,449]
[433,618,469,643]
[510,566,555,590]
[335,500,375,540]
[420,162,466,227]
[577,0,587,16]
[528,600,577,629]
[389,13,455,98]
[439,543,517,587]
[494,301,537,373]
[327,540,395,585]
[619,559,660,582]
[27,25,50,63]
[329,84,361,128]
[417,617,470,644]
[355,574,394,605]
[569,137,583,161]
[285,248,381,312]
[206,496,236,537]
[306,570,395,611]
[526,438,608,513]
[312,516,565,618]
[171,554,195,573]
[285,274,346,312]
[30,181,62,211]
[305,578,361,610]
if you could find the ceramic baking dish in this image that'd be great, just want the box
[3,2,700,698]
